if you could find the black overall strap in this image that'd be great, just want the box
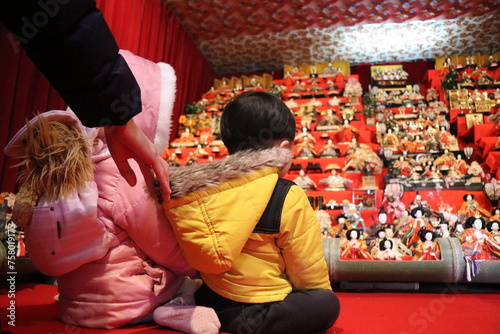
[253,178,295,234]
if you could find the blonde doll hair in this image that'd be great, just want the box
[12,115,94,227]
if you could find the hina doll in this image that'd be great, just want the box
[375,238,404,261]
[408,191,431,212]
[334,119,359,143]
[422,165,443,182]
[433,149,456,169]
[294,127,316,144]
[319,139,341,158]
[319,167,352,191]
[369,229,387,256]
[490,208,500,222]
[340,229,373,260]
[486,221,500,243]
[413,135,427,152]
[382,128,399,150]
[293,169,317,191]
[317,109,342,129]
[452,223,466,241]
[412,229,441,261]
[295,137,318,158]
[461,216,500,280]
[344,137,360,157]
[364,209,389,244]
[402,207,434,248]
[393,156,413,177]
[461,217,500,260]
[452,154,469,175]
[166,152,181,167]
[398,136,415,152]
[436,129,457,151]
[457,194,491,221]
[384,227,413,256]
[329,213,350,239]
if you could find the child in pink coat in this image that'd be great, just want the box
[4,50,220,333]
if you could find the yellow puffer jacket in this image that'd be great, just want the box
[163,148,331,303]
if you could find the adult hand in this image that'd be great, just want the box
[105,119,171,201]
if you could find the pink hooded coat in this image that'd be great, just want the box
[4,50,196,329]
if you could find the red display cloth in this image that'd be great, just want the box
[485,152,500,179]
[2,283,499,334]
[449,109,465,122]
[425,69,444,90]
[457,119,496,143]
[332,289,500,334]
[478,136,499,157]
[0,284,229,334]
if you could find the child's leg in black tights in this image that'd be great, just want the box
[196,285,340,334]
[253,289,339,334]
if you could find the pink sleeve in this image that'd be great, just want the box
[110,162,197,277]
[25,182,116,277]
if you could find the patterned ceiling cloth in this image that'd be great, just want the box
[165,0,500,74]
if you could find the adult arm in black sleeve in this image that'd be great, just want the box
[0,0,141,127]
[0,0,172,198]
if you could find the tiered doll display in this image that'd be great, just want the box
[164,61,500,284]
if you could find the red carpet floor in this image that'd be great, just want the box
[1,283,499,334]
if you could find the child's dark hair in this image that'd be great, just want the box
[221,91,296,154]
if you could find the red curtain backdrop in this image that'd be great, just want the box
[0,0,216,193]
[0,25,67,194]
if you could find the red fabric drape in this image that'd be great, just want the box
[0,24,67,194]
[0,0,216,193]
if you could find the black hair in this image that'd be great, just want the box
[346,228,360,240]
[410,207,426,218]
[375,229,386,238]
[463,193,474,201]
[487,220,500,232]
[492,208,500,216]
[379,238,393,251]
[465,216,485,229]
[418,228,436,242]
[220,91,296,154]
[336,213,347,222]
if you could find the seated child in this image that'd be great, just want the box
[162,91,340,334]
[5,51,219,333]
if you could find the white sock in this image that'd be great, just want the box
[153,304,220,334]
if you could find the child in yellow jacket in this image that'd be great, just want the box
[162,91,340,333]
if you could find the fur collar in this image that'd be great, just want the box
[168,147,293,198]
